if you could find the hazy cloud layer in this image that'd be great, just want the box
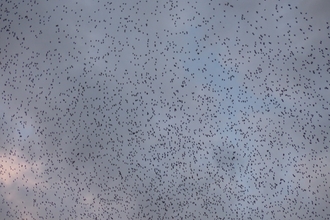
[1,0,329,219]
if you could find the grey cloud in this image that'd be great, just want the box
[1,0,329,219]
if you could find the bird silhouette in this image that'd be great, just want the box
[0,0,329,219]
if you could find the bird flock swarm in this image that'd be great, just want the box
[0,0,329,219]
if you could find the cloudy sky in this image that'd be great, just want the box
[0,0,329,219]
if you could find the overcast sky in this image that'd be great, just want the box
[0,0,329,219]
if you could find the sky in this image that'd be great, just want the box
[0,0,329,219]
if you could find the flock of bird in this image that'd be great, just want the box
[0,0,329,219]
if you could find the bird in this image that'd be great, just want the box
[0,0,329,219]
